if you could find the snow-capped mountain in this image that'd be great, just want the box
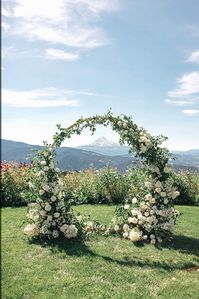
[91,137,119,147]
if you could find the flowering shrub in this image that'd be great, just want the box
[171,170,199,206]
[1,162,36,207]
[25,111,180,244]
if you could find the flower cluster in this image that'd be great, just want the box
[24,145,80,239]
[25,111,179,244]
[109,175,180,244]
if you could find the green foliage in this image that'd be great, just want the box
[171,170,199,206]
[0,162,37,207]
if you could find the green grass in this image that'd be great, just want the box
[1,205,199,299]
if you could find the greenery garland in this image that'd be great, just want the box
[24,110,179,244]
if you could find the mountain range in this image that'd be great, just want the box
[1,138,199,172]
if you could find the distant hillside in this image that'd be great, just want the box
[79,137,199,169]
[1,139,134,172]
[1,139,199,172]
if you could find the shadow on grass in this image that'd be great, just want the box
[30,234,199,272]
[160,234,199,257]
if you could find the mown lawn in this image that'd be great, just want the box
[1,205,199,299]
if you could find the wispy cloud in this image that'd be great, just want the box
[45,48,79,61]
[168,72,199,98]
[2,0,119,59]
[182,109,199,115]
[166,72,199,114]
[187,50,199,64]
[2,88,80,108]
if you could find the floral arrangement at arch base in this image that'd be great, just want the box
[24,111,180,245]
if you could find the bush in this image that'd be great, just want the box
[171,170,199,206]
[0,162,37,207]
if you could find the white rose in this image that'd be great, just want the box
[161,192,166,197]
[150,234,155,239]
[163,198,169,205]
[145,194,152,201]
[149,197,156,204]
[155,187,161,193]
[24,224,39,236]
[155,181,162,188]
[51,196,57,202]
[132,197,138,204]
[54,212,60,218]
[140,145,147,153]
[145,181,152,189]
[45,204,52,212]
[144,212,150,217]
[124,204,130,209]
[39,190,45,195]
[60,224,68,233]
[40,160,46,166]
[143,235,148,240]
[129,230,141,242]
[123,232,129,238]
[151,239,156,245]
[43,185,50,191]
[123,224,129,231]
[47,215,53,222]
[43,166,49,172]
[114,225,120,232]
[52,230,59,238]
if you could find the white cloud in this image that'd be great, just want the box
[165,99,193,105]
[166,72,199,114]
[168,72,199,98]
[187,50,199,64]
[45,48,79,61]
[3,0,119,51]
[182,109,199,115]
[2,88,80,108]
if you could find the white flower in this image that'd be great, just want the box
[123,232,129,238]
[45,204,52,212]
[52,230,59,238]
[54,212,60,218]
[172,191,180,199]
[132,197,138,204]
[47,215,53,222]
[114,225,120,232]
[145,181,152,189]
[161,192,167,197]
[124,204,130,209]
[40,160,46,166]
[43,185,50,192]
[55,168,60,172]
[50,196,57,202]
[157,237,162,243]
[24,224,39,236]
[155,181,162,188]
[144,212,150,217]
[39,190,45,195]
[163,198,169,205]
[151,239,156,245]
[145,194,152,201]
[149,197,156,204]
[123,224,129,231]
[60,224,68,233]
[155,187,161,193]
[123,122,128,129]
[43,152,49,157]
[64,224,78,239]
[43,166,49,172]
[143,235,148,240]
[140,145,147,153]
[76,215,82,222]
[128,217,137,224]
[129,229,141,242]
[150,234,155,239]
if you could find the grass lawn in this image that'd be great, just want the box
[1,205,199,299]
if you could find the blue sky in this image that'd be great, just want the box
[2,0,199,150]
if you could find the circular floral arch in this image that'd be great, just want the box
[25,111,179,244]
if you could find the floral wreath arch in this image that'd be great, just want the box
[25,111,179,244]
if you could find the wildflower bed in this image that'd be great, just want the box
[2,205,199,299]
